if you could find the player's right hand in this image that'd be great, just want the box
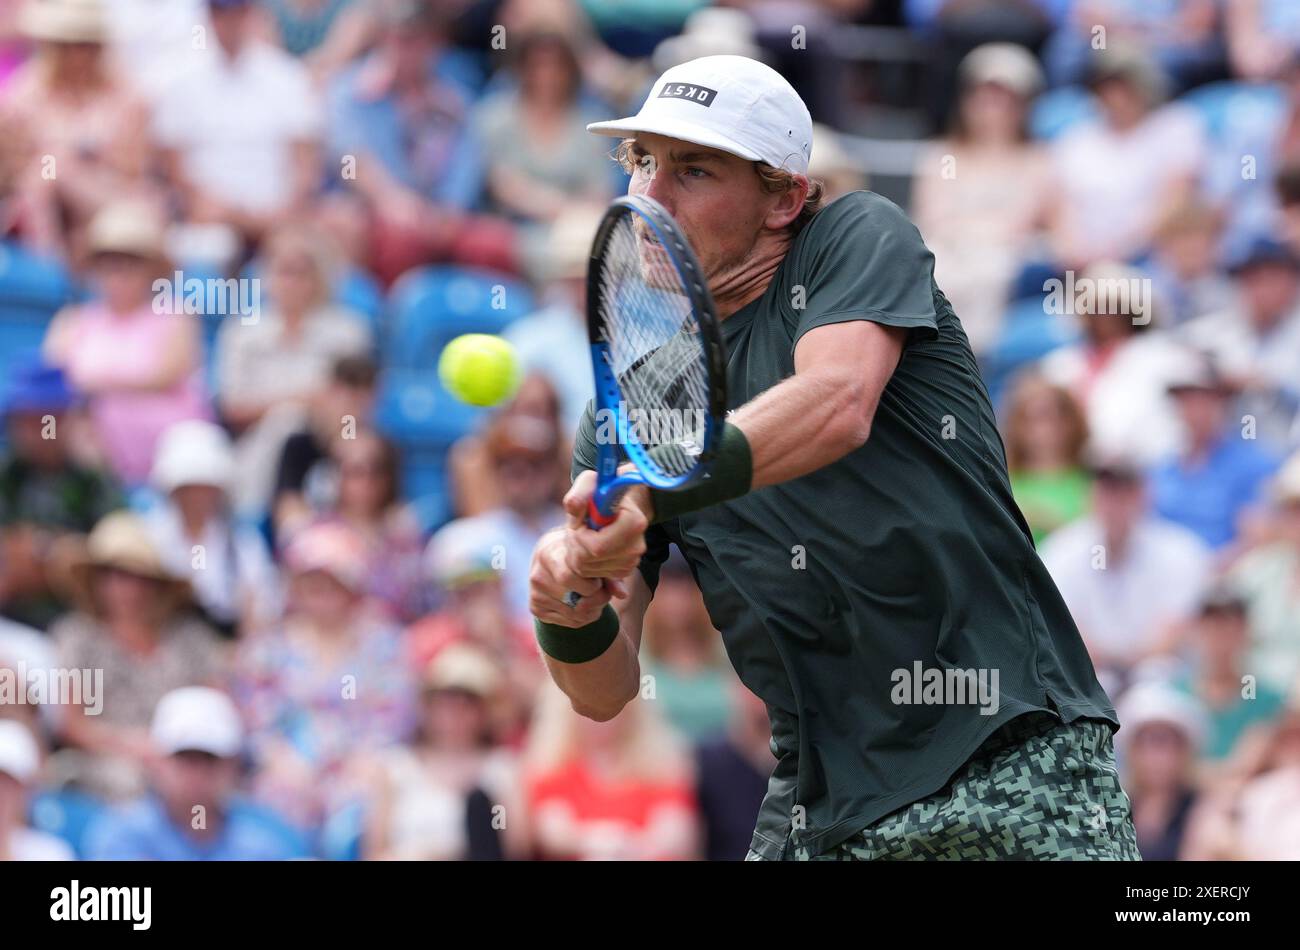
[561,470,649,581]
[529,527,622,627]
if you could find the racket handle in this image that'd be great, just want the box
[563,495,620,606]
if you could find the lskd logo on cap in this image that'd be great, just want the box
[658,83,718,107]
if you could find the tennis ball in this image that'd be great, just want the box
[438,333,521,407]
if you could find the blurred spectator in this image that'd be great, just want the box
[913,42,1051,354]
[506,208,600,433]
[272,353,377,536]
[104,0,211,99]
[42,202,211,486]
[219,226,370,432]
[408,517,543,744]
[473,29,616,227]
[326,0,516,283]
[1115,681,1206,861]
[1149,356,1281,551]
[694,681,771,861]
[448,373,569,519]
[1039,453,1211,689]
[1205,52,1300,261]
[1042,0,1222,93]
[1225,451,1300,693]
[1143,201,1234,329]
[84,686,307,859]
[0,0,155,257]
[51,511,227,799]
[0,357,121,629]
[1225,0,1300,83]
[0,614,57,736]
[444,410,566,620]
[144,421,280,638]
[233,521,416,831]
[1039,262,1189,464]
[217,223,371,513]
[641,551,731,742]
[523,684,700,860]
[807,123,866,203]
[1002,370,1091,544]
[0,719,74,860]
[1171,589,1286,764]
[1224,706,1300,859]
[364,644,525,860]
[154,0,323,250]
[1049,44,1205,267]
[316,430,427,623]
[1179,238,1300,451]
[902,0,1058,129]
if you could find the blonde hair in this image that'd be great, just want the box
[522,682,692,783]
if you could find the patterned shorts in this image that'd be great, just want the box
[747,712,1141,861]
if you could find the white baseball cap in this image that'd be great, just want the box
[588,54,814,176]
[151,419,236,495]
[0,719,39,783]
[151,686,243,758]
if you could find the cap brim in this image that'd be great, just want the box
[587,115,765,163]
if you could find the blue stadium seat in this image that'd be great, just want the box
[1029,85,1097,141]
[982,297,1080,409]
[28,787,106,859]
[1181,81,1284,142]
[383,265,534,370]
[375,368,486,447]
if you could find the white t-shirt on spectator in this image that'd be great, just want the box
[105,0,210,101]
[1039,514,1212,669]
[1052,105,1205,262]
[154,41,323,214]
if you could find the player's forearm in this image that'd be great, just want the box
[544,630,641,722]
[731,368,876,489]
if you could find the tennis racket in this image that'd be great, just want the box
[564,194,728,606]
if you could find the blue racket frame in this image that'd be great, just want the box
[585,194,727,521]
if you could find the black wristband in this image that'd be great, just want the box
[649,422,753,524]
[535,605,620,664]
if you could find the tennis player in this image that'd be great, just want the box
[528,55,1139,861]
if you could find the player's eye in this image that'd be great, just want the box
[683,166,709,178]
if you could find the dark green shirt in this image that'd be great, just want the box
[571,191,1115,859]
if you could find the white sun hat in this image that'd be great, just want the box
[588,54,813,176]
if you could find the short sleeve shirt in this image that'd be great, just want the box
[571,192,1115,859]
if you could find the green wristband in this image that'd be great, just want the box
[649,422,753,524]
[535,605,620,664]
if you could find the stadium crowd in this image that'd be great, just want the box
[1,0,1299,861]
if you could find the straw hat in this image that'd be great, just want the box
[959,43,1045,98]
[67,511,191,611]
[424,643,504,700]
[18,0,106,44]
[86,201,169,264]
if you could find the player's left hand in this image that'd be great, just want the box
[563,470,650,581]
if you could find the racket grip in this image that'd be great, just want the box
[564,496,620,606]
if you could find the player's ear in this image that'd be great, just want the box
[764,174,809,232]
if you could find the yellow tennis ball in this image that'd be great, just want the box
[438,334,521,407]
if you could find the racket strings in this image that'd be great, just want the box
[598,214,712,479]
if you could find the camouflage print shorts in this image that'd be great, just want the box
[746,713,1141,861]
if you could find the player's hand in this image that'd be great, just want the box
[529,528,619,627]
[563,470,649,581]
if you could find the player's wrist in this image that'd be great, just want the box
[648,422,752,523]
[535,605,621,664]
